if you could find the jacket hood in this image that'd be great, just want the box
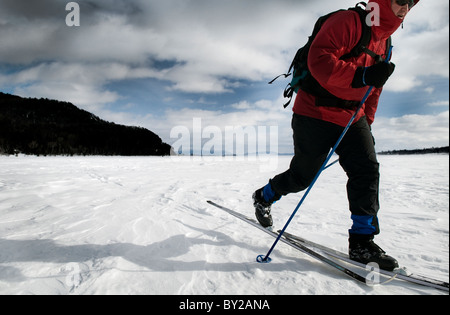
[368,0,420,39]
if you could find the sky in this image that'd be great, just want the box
[0,0,448,154]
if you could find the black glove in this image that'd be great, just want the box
[352,62,396,89]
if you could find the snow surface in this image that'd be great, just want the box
[0,154,448,295]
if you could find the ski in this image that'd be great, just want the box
[207,200,370,285]
[207,200,449,292]
[281,231,449,292]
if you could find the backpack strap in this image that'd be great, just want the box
[361,35,392,64]
[342,2,393,64]
[268,73,291,85]
[341,3,371,60]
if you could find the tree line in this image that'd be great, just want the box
[378,146,449,155]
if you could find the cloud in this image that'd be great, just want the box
[0,0,63,21]
[0,61,166,113]
[1,0,448,97]
[384,0,449,92]
[0,0,347,94]
[427,100,449,107]
[386,25,450,92]
[372,111,449,151]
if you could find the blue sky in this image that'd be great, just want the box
[0,0,448,153]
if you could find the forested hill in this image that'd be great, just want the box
[0,92,172,156]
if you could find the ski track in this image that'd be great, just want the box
[0,155,448,295]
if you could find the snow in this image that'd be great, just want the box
[0,154,448,295]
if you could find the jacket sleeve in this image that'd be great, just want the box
[308,11,364,94]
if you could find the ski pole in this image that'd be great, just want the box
[257,47,393,263]
[324,158,340,170]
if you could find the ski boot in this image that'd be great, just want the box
[349,234,399,272]
[252,182,281,228]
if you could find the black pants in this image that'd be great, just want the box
[271,114,380,235]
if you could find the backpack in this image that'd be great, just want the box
[270,2,392,109]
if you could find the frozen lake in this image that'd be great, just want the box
[0,154,448,295]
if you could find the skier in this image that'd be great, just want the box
[253,0,419,272]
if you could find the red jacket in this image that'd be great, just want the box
[293,0,419,126]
